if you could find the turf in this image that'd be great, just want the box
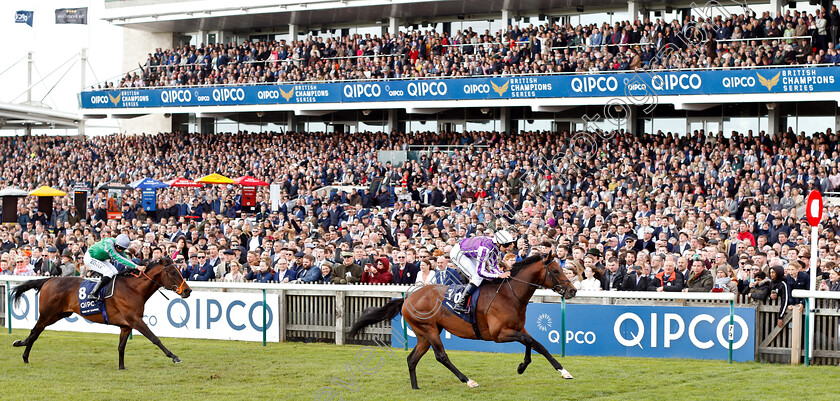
[0,329,836,401]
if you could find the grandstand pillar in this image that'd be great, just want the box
[289,24,298,43]
[769,0,782,18]
[121,30,175,135]
[286,112,298,133]
[624,104,637,134]
[386,110,402,134]
[628,1,640,22]
[767,103,781,136]
[389,17,399,35]
[500,107,513,134]
[502,10,511,27]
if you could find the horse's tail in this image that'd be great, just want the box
[349,298,404,338]
[9,278,51,307]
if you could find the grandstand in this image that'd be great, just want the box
[86,0,840,137]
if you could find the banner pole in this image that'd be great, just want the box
[728,299,734,364]
[6,281,11,334]
[560,297,566,358]
[262,289,267,347]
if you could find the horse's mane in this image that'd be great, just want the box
[510,254,543,277]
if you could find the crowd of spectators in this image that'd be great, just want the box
[93,6,840,90]
[2,126,840,327]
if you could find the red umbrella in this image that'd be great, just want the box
[165,177,203,188]
[234,176,270,186]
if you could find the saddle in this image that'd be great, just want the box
[442,284,484,340]
[78,276,119,323]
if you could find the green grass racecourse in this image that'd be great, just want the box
[1,329,838,401]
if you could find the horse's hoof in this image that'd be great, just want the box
[466,379,479,388]
[517,363,527,374]
[119,366,126,370]
[559,369,573,379]
[172,356,182,364]
[12,340,24,347]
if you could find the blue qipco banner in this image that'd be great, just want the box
[80,66,840,109]
[391,303,755,362]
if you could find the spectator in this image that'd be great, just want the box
[318,262,333,283]
[684,258,714,292]
[331,251,362,284]
[819,265,840,291]
[431,256,460,285]
[769,264,791,327]
[622,263,651,291]
[415,258,436,286]
[59,250,77,276]
[362,257,394,284]
[246,259,274,283]
[580,261,603,291]
[650,259,684,292]
[273,259,297,283]
[224,261,246,282]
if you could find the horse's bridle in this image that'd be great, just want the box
[506,256,573,304]
[135,262,188,295]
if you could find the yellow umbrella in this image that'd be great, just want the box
[29,186,67,197]
[196,173,234,185]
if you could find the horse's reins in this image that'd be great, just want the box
[504,258,572,306]
[130,263,187,300]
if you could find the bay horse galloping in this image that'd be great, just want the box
[10,257,191,369]
[349,252,576,389]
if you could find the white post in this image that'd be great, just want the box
[628,1,639,22]
[501,10,511,27]
[809,224,818,361]
[79,48,87,137]
[25,51,33,136]
[389,17,399,36]
[289,24,298,43]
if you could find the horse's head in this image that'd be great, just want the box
[540,252,576,299]
[150,257,192,298]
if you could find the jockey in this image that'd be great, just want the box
[450,230,516,313]
[84,234,144,301]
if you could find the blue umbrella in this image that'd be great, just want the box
[129,177,169,190]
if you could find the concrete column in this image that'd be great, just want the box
[121,30,174,135]
[500,107,512,134]
[834,103,839,136]
[767,103,780,136]
[769,0,783,18]
[628,1,640,23]
[501,10,511,27]
[389,17,399,35]
[289,24,298,43]
[287,112,298,134]
[386,109,403,134]
[624,104,637,134]
[197,30,206,45]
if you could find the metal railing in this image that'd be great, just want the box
[89,62,840,92]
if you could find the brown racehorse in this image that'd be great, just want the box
[349,252,576,389]
[10,257,191,369]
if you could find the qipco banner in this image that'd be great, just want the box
[392,303,755,362]
[8,289,279,342]
[80,66,840,109]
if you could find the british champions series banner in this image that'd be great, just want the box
[80,66,840,109]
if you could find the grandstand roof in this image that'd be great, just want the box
[0,102,80,130]
[104,0,719,32]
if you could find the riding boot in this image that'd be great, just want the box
[88,276,111,302]
[453,283,478,313]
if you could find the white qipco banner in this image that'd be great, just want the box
[7,290,279,342]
